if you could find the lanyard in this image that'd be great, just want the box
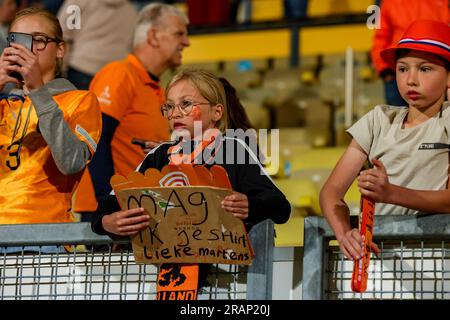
[0,94,32,148]
[167,135,221,165]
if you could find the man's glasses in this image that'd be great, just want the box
[161,100,211,118]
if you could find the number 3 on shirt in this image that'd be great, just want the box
[5,141,21,170]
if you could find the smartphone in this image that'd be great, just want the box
[131,138,147,148]
[7,32,33,81]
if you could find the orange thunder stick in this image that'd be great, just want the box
[351,195,375,293]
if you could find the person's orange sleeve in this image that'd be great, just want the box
[371,3,393,75]
[89,62,134,122]
[68,91,102,158]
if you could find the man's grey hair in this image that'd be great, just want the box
[133,2,189,48]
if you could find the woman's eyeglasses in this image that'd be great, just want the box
[32,34,61,51]
[7,33,61,51]
[161,100,211,118]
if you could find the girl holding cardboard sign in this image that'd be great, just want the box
[92,69,290,300]
[92,69,290,236]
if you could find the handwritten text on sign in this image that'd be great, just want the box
[116,186,254,265]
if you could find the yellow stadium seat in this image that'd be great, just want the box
[273,178,320,214]
[291,147,346,171]
[272,147,363,247]
[274,207,306,247]
[289,147,361,214]
[273,178,320,247]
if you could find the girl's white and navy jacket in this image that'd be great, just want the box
[92,135,291,235]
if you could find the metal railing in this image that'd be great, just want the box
[0,219,274,300]
[303,215,450,300]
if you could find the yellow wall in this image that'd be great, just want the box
[251,0,284,21]
[184,26,373,64]
[183,0,376,64]
[301,25,374,56]
[184,30,291,63]
[308,0,374,16]
[250,0,374,21]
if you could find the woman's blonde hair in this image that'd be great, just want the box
[166,69,228,132]
[10,7,64,77]
[11,7,63,41]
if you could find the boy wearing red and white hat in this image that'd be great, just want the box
[320,20,450,261]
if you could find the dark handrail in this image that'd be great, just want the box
[188,13,369,35]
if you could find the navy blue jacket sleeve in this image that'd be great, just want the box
[91,194,121,235]
[239,163,291,225]
[229,139,291,225]
[91,145,162,236]
[88,113,119,203]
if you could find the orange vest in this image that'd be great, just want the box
[0,90,101,224]
[371,0,449,74]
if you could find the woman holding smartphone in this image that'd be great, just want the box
[0,7,101,229]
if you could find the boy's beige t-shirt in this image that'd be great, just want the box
[347,102,450,215]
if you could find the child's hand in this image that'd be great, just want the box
[3,43,44,91]
[142,140,162,154]
[338,228,364,260]
[102,207,149,236]
[133,138,163,155]
[221,191,249,220]
[357,158,391,203]
[0,49,20,89]
[338,229,381,260]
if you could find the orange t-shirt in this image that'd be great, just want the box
[0,90,101,224]
[73,54,169,212]
[371,0,449,74]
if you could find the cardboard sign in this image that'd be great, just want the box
[111,165,254,265]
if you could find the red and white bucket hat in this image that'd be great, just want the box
[381,20,450,69]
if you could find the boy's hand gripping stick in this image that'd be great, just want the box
[351,196,375,293]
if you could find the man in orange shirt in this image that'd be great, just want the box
[74,3,190,217]
[371,0,449,106]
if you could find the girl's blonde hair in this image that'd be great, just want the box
[166,69,228,132]
[10,7,64,77]
[11,7,63,41]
